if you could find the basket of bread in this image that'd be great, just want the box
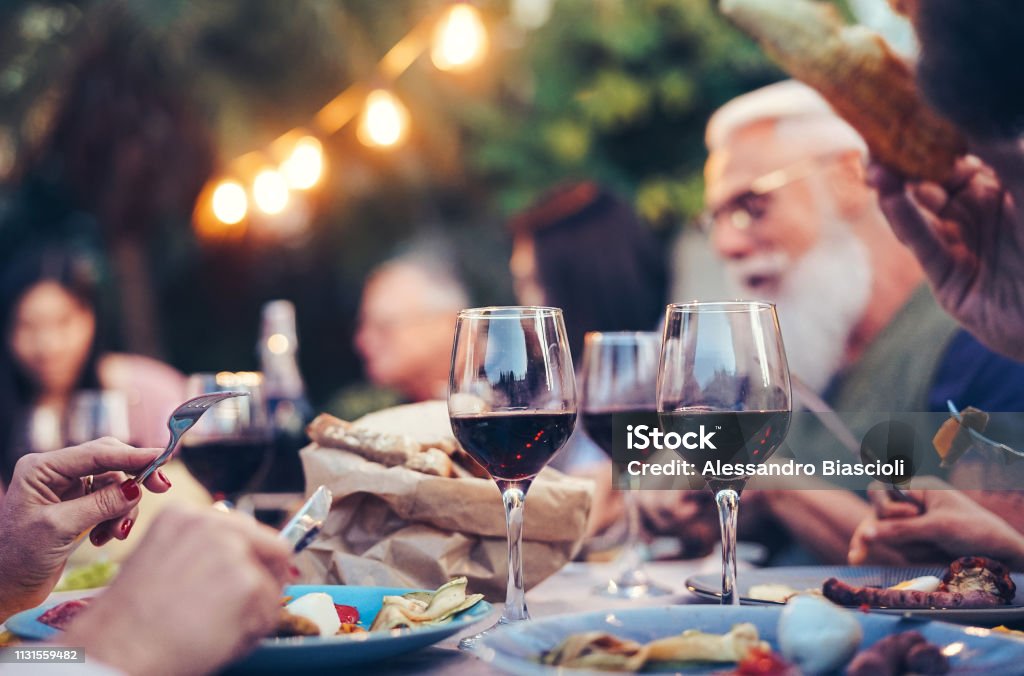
[295,401,594,601]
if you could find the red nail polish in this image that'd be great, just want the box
[90,529,111,547]
[119,479,141,501]
[157,470,172,487]
[289,565,301,578]
[120,518,134,537]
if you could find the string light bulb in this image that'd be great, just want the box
[252,169,290,214]
[432,3,488,72]
[357,89,409,148]
[280,136,324,190]
[211,180,248,225]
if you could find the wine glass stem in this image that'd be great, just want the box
[498,481,530,622]
[615,490,646,584]
[714,488,741,606]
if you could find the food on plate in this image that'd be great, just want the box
[370,577,484,631]
[823,557,1016,609]
[718,0,965,182]
[55,561,118,592]
[307,413,455,477]
[777,595,862,674]
[274,609,321,638]
[933,406,990,467]
[37,598,92,630]
[889,575,941,593]
[734,646,797,675]
[748,583,807,604]
[540,623,769,670]
[270,578,483,639]
[846,630,949,675]
[282,592,341,636]
[942,556,1016,602]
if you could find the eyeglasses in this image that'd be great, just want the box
[698,153,847,234]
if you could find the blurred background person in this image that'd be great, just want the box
[508,181,669,362]
[508,182,673,541]
[641,81,1024,564]
[0,248,209,557]
[339,254,469,419]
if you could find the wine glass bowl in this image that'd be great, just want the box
[178,372,273,502]
[448,306,576,650]
[580,331,671,598]
[657,301,791,605]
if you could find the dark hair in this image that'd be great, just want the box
[511,182,669,361]
[0,249,104,483]
[914,0,1024,139]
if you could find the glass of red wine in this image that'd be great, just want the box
[448,306,576,650]
[581,331,671,598]
[178,372,273,503]
[657,302,791,605]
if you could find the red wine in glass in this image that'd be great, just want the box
[450,411,575,481]
[179,438,271,500]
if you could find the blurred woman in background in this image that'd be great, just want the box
[509,181,669,361]
[0,249,209,553]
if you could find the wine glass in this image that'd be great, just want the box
[178,372,273,503]
[449,306,577,650]
[66,390,132,445]
[580,331,671,598]
[657,302,791,605]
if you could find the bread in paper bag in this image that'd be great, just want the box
[298,402,594,601]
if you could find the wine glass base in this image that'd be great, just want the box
[458,615,525,652]
[593,579,672,599]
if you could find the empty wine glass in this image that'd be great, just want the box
[449,307,576,650]
[66,390,131,445]
[657,302,791,605]
[580,331,671,598]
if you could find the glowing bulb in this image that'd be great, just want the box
[432,4,488,71]
[252,169,289,214]
[267,333,290,354]
[281,136,324,190]
[357,89,409,148]
[211,180,248,225]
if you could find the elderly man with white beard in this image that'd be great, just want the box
[639,80,1024,565]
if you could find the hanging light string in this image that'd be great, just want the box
[196,2,488,237]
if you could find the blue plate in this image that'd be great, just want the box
[686,566,1024,625]
[476,605,1024,674]
[6,585,491,670]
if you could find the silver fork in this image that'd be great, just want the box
[134,392,248,485]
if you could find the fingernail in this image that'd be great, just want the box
[157,470,172,487]
[120,518,134,538]
[119,479,141,501]
[90,529,111,547]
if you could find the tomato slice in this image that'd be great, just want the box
[736,647,794,675]
[334,604,360,624]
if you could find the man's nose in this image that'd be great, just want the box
[710,220,757,261]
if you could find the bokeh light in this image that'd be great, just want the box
[357,89,409,148]
[281,136,324,190]
[211,180,248,225]
[432,4,488,72]
[252,169,290,214]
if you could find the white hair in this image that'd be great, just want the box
[370,255,470,313]
[706,80,867,159]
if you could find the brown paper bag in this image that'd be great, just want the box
[298,444,594,601]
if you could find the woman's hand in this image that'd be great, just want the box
[848,478,1024,568]
[0,438,171,619]
[62,505,293,676]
